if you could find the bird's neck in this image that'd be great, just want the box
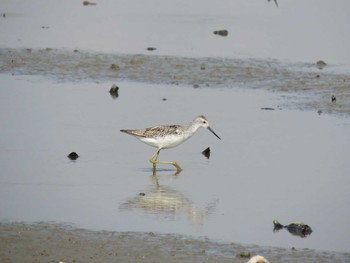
[185,121,201,135]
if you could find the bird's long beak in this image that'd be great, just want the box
[208,126,221,140]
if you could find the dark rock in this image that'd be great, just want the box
[213,30,228,37]
[110,64,120,70]
[67,152,79,160]
[109,84,119,99]
[332,95,336,102]
[236,252,251,258]
[316,60,326,69]
[273,219,312,238]
[147,47,157,51]
[83,1,96,6]
[202,147,211,159]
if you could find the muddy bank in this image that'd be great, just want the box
[1,222,349,263]
[1,48,349,116]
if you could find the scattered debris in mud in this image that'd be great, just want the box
[1,48,349,117]
[1,222,348,263]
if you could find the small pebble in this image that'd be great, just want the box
[83,1,96,6]
[67,152,79,160]
[316,60,326,69]
[110,64,120,70]
[237,252,251,258]
[201,147,211,159]
[213,30,228,36]
[109,84,119,99]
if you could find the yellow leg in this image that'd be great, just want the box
[150,149,161,170]
[149,149,182,173]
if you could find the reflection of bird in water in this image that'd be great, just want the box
[267,0,278,7]
[120,115,221,173]
[273,219,312,238]
[119,174,218,225]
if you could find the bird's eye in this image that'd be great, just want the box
[203,120,207,124]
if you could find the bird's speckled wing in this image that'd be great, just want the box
[121,125,183,138]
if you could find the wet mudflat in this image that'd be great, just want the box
[1,222,349,263]
[1,48,350,116]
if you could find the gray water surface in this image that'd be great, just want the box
[1,0,350,255]
[1,75,349,253]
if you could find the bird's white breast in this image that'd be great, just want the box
[139,132,191,149]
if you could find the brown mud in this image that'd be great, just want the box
[1,222,349,263]
[1,48,349,116]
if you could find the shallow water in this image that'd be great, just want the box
[0,75,349,253]
[1,0,350,69]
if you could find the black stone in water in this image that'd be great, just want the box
[202,147,211,159]
[109,84,119,99]
[261,107,275,110]
[213,30,228,36]
[67,152,79,160]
